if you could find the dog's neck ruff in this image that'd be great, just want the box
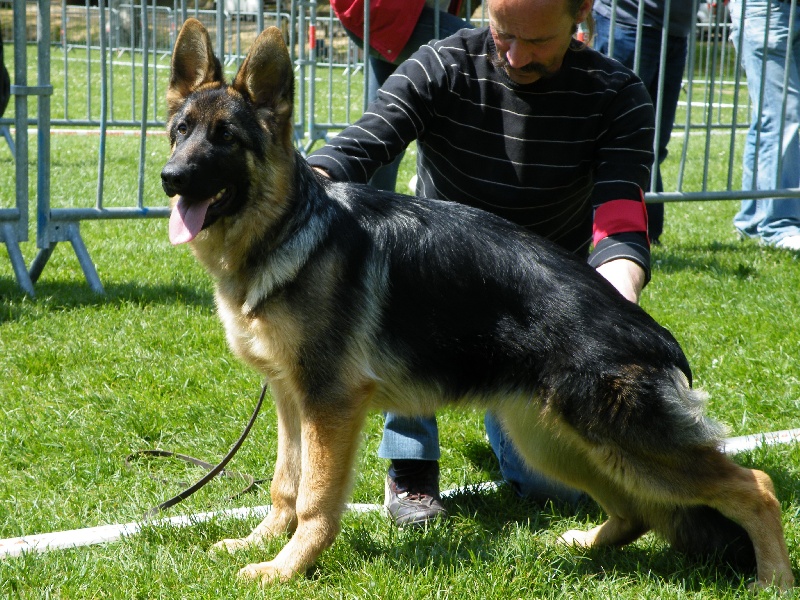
[241,163,330,315]
[241,213,327,315]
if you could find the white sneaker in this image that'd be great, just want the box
[774,235,800,251]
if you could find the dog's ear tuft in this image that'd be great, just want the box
[233,27,294,147]
[167,18,224,115]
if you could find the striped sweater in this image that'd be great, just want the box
[308,28,655,277]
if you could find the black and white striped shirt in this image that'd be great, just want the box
[308,28,655,276]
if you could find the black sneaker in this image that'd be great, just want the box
[384,460,447,527]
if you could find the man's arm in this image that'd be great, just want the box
[307,44,444,183]
[588,66,656,298]
[596,258,646,304]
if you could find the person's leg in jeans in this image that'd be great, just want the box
[484,413,586,507]
[378,413,443,526]
[343,39,443,527]
[730,0,766,238]
[731,0,800,244]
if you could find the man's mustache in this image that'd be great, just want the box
[491,52,552,77]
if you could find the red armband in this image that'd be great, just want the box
[593,196,649,246]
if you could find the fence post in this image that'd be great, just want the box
[0,24,12,152]
[26,0,104,293]
[2,0,35,295]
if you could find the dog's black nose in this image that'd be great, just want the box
[161,163,185,196]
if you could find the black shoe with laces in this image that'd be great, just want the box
[384,459,447,527]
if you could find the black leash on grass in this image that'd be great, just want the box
[126,380,270,518]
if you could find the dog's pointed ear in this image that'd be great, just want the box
[167,18,224,115]
[233,27,294,147]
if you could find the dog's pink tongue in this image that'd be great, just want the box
[169,197,213,245]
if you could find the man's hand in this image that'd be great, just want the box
[313,167,331,179]
[595,258,646,304]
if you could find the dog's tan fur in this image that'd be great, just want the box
[163,19,794,590]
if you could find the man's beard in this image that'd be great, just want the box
[491,52,555,80]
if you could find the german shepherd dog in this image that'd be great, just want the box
[161,19,794,590]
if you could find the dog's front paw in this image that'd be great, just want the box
[558,529,593,548]
[209,537,253,556]
[747,574,795,594]
[237,560,292,585]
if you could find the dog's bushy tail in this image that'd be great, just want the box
[660,505,756,571]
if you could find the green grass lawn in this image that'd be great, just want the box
[2,32,800,595]
[2,132,800,598]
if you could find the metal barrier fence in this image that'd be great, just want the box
[1,0,367,294]
[1,0,799,295]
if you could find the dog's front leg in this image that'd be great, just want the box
[212,383,301,553]
[237,389,372,585]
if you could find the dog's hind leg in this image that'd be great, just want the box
[551,476,650,550]
[689,452,793,591]
[494,405,651,548]
[593,445,793,590]
[236,381,374,585]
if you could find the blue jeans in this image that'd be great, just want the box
[353,6,471,192]
[379,411,585,506]
[730,0,800,243]
[593,12,689,242]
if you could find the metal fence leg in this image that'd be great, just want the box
[1,222,35,296]
[0,125,13,155]
[28,243,54,286]
[29,222,104,294]
[67,223,104,294]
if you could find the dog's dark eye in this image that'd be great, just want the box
[177,122,188,136]
[221,129,234,143]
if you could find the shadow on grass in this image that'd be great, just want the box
[337,485,758,594]
[0,278,214,322]
[438,426,790,590]
[653,240,761,278]
[152,461,791,594]
[346,440,795,593]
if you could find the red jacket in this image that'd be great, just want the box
[330,0,425,62]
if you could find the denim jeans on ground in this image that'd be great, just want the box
[379,411,586,506]
[378,413,441,460]
[593,12,689,242]
[730,0,800,242]
[484,413,587,507]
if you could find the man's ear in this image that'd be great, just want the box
[167,18,224,115]
[575,0,593,27]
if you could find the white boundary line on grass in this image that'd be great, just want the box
[4,127,167,137]
[2,429,799,559]
[722,427,800,455]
